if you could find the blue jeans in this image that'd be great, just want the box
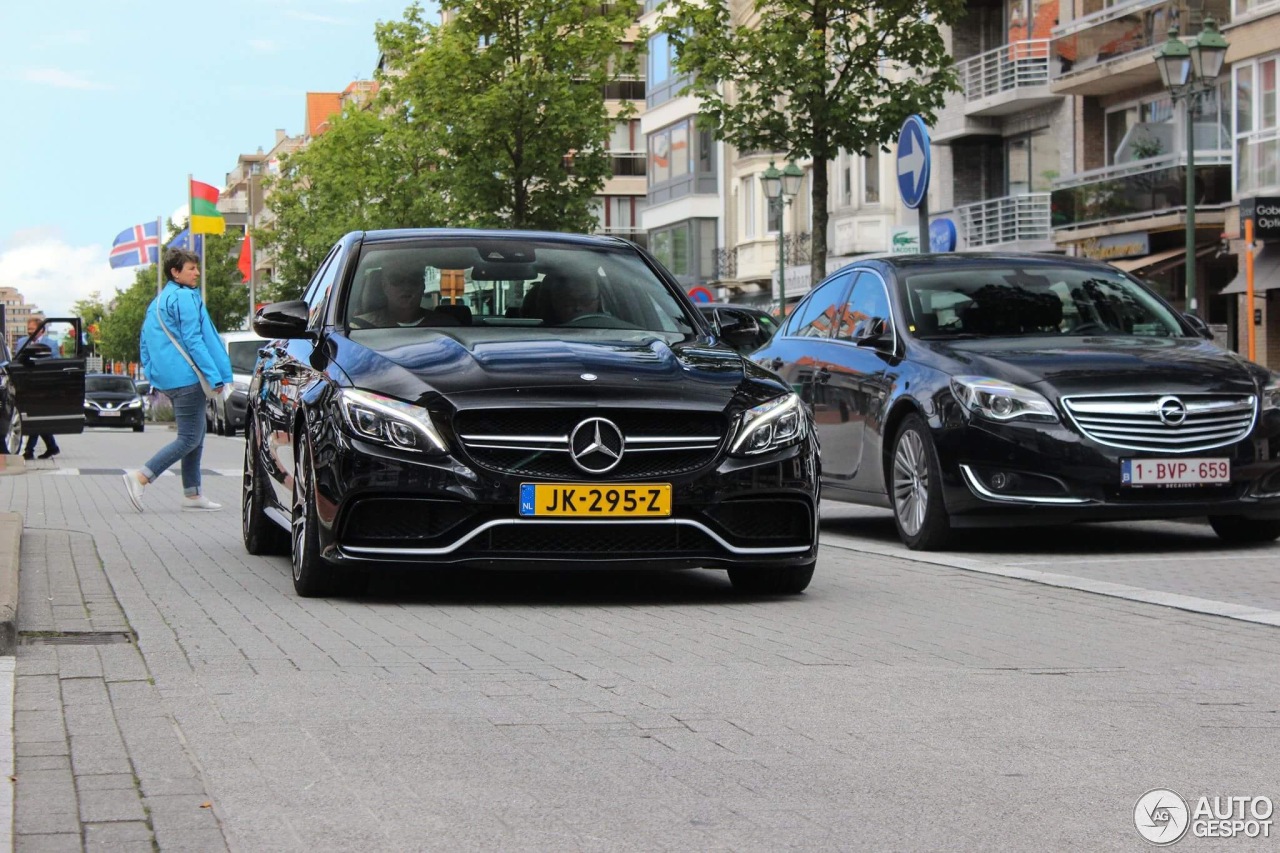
[141,383,207,496]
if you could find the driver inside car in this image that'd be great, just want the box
[546,275,607,325]
[354,268,459,328]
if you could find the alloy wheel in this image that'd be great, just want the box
[5,413,22,456]
[893,429,929,536]
[241,429,255,539]
[291,444,309,582]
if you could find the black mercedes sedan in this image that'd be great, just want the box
[242,230,819,597]
[753,253,1280,550]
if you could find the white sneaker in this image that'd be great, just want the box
[182,495,223,512]
[122,471,146,512]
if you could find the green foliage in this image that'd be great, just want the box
[97,267,157,364]
[258,104,444,301]
[375,0,634,231]
[663,0,965,279]
[201,230,255,331]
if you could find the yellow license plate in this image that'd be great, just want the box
[519,483,671,517]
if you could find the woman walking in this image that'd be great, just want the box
[122,248,232,512]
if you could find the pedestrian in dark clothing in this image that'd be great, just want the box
[15,317,60,460]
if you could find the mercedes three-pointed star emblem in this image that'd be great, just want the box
[569,417,625,474]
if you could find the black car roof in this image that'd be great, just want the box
[354,229,634,249]
[850,252,1123,274]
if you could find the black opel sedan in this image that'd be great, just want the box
[242,230,819,597]
[753,253,1280,550]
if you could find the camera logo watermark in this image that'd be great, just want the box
[1135,789,1274,844]
[1135,789,1190,845]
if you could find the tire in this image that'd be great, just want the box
[1208,515,1280,544]
[890,414,952,550]
[3,412,22,456]
[728,561,815,595]
[224,421,237,438]
[243,423,290,555]
[290,435,339,597]
[133,424,145,433]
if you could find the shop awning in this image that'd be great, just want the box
[1221,244,1280,295]
[1107,243,1217,275]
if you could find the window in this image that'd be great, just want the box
[784,275,851,338]
[741,178,756,240]
[649,219,717,283]
[1006,129,1060,194]
[863,149,881,204]
[648,32,670,87]
[833,273,892,342]
[307,243,345,327]
[647,120,716,200]
[1235,54,1280,194]
[1104,95,1173,165]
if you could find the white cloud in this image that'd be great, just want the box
[0,230,139,317]
[18,67,112,91]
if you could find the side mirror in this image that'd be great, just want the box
[719,315,762,351]
[1182,312,1215,340]
[253,300,311,339]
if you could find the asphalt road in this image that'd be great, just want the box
[7,426,1279,850]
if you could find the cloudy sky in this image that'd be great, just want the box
[0,0,429,316]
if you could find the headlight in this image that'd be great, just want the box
[338,388,447,454]
[124,398,143,409]
[729,393,807,456]
[1263,373,1280,412]
[951,376,1058,423]
[84,400,97,410]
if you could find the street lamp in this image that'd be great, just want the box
[761,160,804,316]
[1153,19,1228,316]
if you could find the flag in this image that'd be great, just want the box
[237,230,253,283]
[109,222,160,269]
[166,226,204,255]
[189,178,226,234]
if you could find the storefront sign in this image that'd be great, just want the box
[1079,233,1150,260]
[1241,197,1280,238]
[890,227,919,255]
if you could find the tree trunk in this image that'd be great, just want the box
[810,155,829,284]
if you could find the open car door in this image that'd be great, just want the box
[5,317,87,448]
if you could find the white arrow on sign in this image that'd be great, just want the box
[898,133,924,197]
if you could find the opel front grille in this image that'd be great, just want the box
[1061,393,1256,453]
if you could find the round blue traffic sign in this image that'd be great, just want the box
[929,218,957,253]
[896,115,932,210]
[687,286,713,303]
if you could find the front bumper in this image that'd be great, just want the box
[935,413,1280,527]
[310,432,821,570]
[84,407,145,427]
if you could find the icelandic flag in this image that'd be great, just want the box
[166,226,204,255]
[109,221,160,269]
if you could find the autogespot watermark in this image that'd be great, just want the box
[1135,789,1274,845]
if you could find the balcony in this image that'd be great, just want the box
[1049,153,1232,231]
[954,194,1053,250]
[957,41,1059,117]
[1050,0,1229,97]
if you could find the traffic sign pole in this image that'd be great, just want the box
[917,194,930,255]
[896,115,933,253]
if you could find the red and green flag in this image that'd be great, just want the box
[189,178,225,235]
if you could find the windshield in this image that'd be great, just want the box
[344,238,696,344]
[86,376,136,394]
[901,266,1186,339]
[227,341,260,374]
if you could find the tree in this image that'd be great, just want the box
[97,267,157,365]
[376,0,636,231]
[71,293,108,354]
[201,231,256,332]
[260,104,443,301]
[663,0,964,282]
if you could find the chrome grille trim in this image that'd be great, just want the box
[1061,393,1257,452]
[459,434,722,453]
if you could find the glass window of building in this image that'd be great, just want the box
[1234,54,1279,194]
[741,178,756,240]
[863,148,881,205]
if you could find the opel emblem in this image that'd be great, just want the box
[1156,395,1187,427]
[569,417,624,473]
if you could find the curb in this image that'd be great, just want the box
[0,455,26,477]
[0,512,19,655]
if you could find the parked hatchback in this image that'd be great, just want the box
[242,230,819,597]
[752,253,1280,550]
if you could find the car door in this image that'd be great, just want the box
[817,271,900,490]
[6,318,87,436]
[262,243,344,509]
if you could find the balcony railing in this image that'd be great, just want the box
[957,40,1051,103]
[1049,153,1232,230]
[1237,128,1280,196]
[955,194,1052,247]
[1051,0,1228,80]
[713,247,737,280]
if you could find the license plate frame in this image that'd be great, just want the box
[519,483,672,518]
[1121,458,1230,487]
[98,410,121,417]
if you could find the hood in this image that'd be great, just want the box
[330,331,776,410]
[85,391,140,404]
[919,337,1267,396]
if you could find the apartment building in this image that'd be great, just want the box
[0,287,39,351]
[593,22,649,250]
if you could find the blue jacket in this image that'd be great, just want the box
[140,282,232,393]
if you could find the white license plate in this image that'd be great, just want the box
[98,411,121,417]
[1121,458,1230,486]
